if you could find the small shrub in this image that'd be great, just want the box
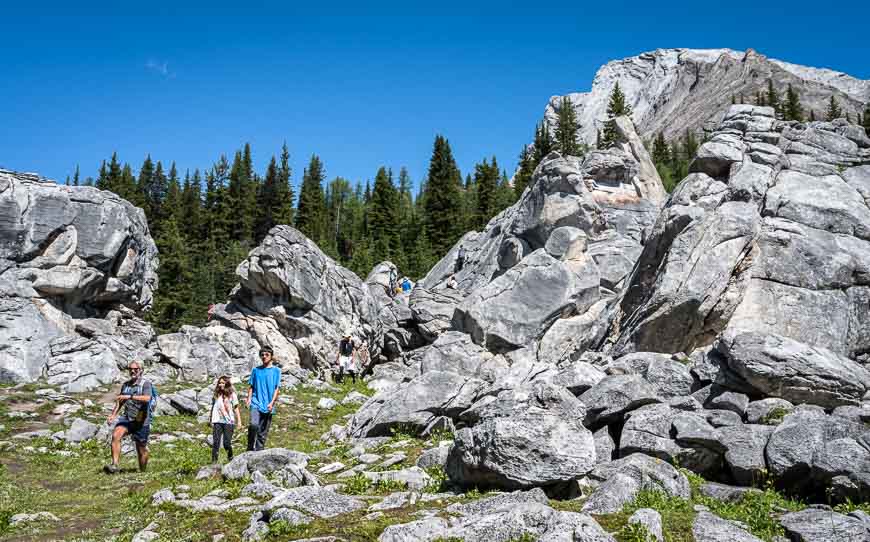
[343,474,373,495]
[269,519,313,538]
[424,466,449,493]
[620,522,656,542]
[761,407,790,425]
[374,478,407,493]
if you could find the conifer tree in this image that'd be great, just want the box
[367,169,402,262]
[827,96,843,121]
[180,170,202,241]
[423,135,463,256]
[150,216,192,333]
[766,79,780,115]
[254,156,280,243]
[532,121,554,164]
[73,165,80,186]
[783,85,804,122]
[554,96,581,156]
[473,158,499,229]
[296,155,327,242]
[275,143,295,227]
[602,82,632,147]
[514,146,535,198]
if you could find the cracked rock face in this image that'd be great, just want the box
[610,106,870,367]
[405,115,665,357]
[0,170,158,388]
[212,226,383,371]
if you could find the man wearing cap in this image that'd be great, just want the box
[335,331,356,384]
[246,346,281,451]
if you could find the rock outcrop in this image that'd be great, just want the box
[208,226,384,372]
[545,48,870,146]
[0,170,159,389]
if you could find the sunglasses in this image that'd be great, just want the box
[129,367,142,373]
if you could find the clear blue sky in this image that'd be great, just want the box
[2,1,868,193]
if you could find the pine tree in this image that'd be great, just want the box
[532,121,554,165]
[275,143,295,227]
[766,79,780,115]
[150,216,192,333]
[423,135,463,256]
[255,156,280,243]
[514,146,535,198]
[473,158,499,229]
[554,96,581,156]
[72,165,80,187]
[826,96,843,121]
[180,169,202,241]
[783,85,804,122]
[602,82,632,148]
[296,154,327,242]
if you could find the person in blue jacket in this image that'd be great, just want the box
[246,346,281,451]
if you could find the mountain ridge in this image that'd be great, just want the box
[545,47,870,145]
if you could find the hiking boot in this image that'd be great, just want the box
[103,463,119,474]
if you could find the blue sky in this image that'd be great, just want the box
[2,1,868,193]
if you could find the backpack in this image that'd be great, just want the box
[147,384,159,420]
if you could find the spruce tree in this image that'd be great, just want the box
[72,165,80,187]
[766,79,780,115]
[783,85,804,122]
[296,154,327,242]
[254,156,280,243]
[150,216,192,333]
[514,146,535,198]
[473,158,498,229]
[180,170,202,241]
[602,82,632,147]
[423,135,463,256]
[826,96,843,121]
[275,143,295,226]
[532,121,554,165]
[554,96,581,156]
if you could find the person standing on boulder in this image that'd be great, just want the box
[246,347,281,452]
[210,375,242,463]
[104,361,153,474]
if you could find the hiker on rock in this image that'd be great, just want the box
[335,331,357,383]
[357,339,371,376]
[246,346,280,452]
[105,361,153,474]
[447,274,458,289]
[210,375,241,463]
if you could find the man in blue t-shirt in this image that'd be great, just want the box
[246,346,281,451]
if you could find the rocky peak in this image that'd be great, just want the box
[545,48,870,146]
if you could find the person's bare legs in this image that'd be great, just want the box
[111,425,129,466]
[135,443,149,471]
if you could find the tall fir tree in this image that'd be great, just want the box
[254,156,280,243]
[532,121,554,165]
[296,154,327,243]
[554,96,581,156]
[766,79,780,116]
[72,165,80,186]
[423,135,463,256]
[368,167,401,264]
[473,157,500,229]
[514,146,535,198]
[783,84,804,122]
[826,96,843,121]
[275,142,295,226]
[602,82,632,147]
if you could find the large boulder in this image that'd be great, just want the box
[609,106,870,363]
[347,370,487,437]
[156,324,261,382]
[0,170,158,389]
[407,118,665,349]
[717,331,870,408]
[447,383,596,492]
[215,226,383,371]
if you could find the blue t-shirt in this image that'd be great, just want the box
[249,365,281,414]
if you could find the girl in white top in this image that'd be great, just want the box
[210,375,242,463]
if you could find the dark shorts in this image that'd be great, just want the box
[116,418,151,445]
